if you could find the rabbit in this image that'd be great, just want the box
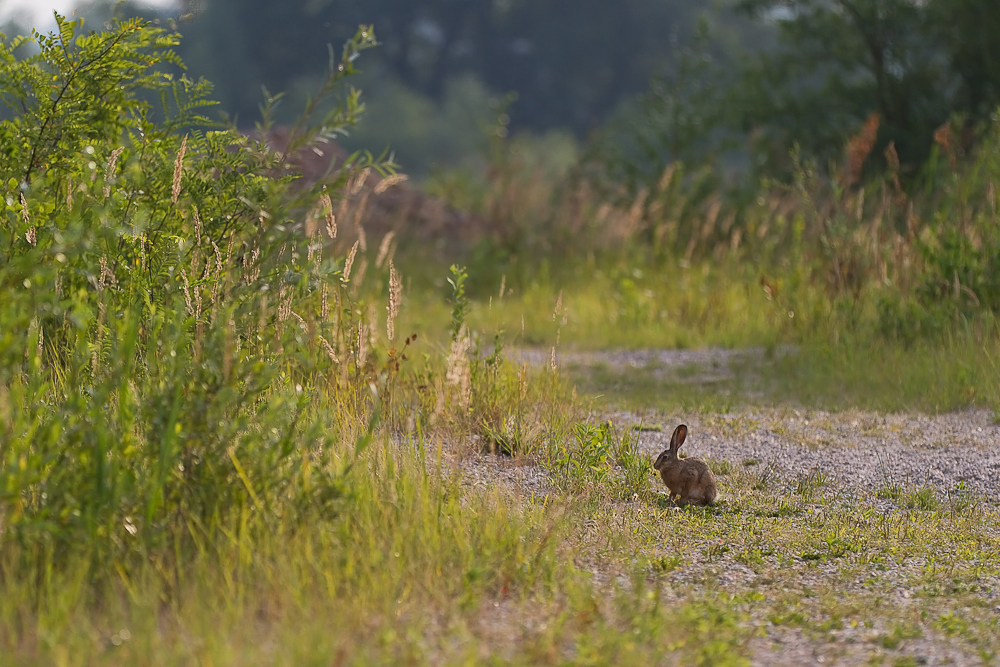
[653,424,717,506]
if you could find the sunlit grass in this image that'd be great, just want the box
[465,260,798,351]
[553,336,1000,415]
[12,404,1000,665]
[391,254,1000,415]
[0,428,755,666]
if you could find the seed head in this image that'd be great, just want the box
[343,241,359,283]
[172,134,188,205]
[374,173,408,195]
[376,231,396,269]
[387,259,401,341]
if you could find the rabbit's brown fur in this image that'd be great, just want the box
[653,424,717,506]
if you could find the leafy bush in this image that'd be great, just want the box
[0,16,389,569]
[918,216,1000,313]
[550,421,654,499]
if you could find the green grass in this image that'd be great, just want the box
[0,431,757,666]
[10,422,997,665]
[557,458,1000,660]
[6,251,997,664]
[460,260,797,351]
[388,253,1000,416]
[752,336,1000,413]
[545,334,1000,415]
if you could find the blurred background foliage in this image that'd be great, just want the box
[7,0,762,178]
[5,0,1000,336]
[8,0,989,192]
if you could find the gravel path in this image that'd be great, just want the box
[512,346,1000,499]
[455,406,1000,502]
[509,346,786,384]
[634,408,1000,500]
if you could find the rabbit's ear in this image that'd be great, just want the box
[669,424,688,452]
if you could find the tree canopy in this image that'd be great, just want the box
[734,0,1000,173]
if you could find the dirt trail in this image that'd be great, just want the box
[510,345,781,385]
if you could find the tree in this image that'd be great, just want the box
[733,0,950,174]
[927,0,1000,121]
[731,0,1000,178]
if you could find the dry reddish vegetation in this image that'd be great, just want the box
[260,126,484,253]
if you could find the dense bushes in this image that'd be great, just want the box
[0,17,394,568]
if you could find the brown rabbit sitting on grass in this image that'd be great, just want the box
[653,424,718,506]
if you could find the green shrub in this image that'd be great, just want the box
[0,16,387,570]
[551,420,654,499]
[913,119,1000,312]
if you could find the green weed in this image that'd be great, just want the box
[651,553,685,573]
[549,421,654,500]
[795,469,834,498]
[708,457,735,476]
[903,487,941,511]
[879,622,923,649]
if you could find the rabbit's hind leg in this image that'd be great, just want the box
[681,489,709,506]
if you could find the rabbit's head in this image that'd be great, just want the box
[653,424,687,471]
